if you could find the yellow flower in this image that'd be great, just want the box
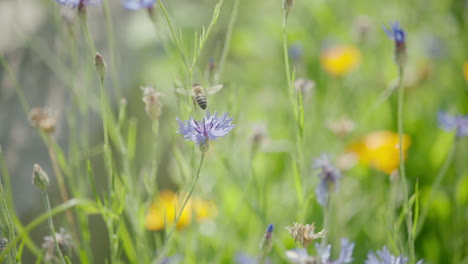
[320,45,361,76]
[347,131,411,174]
[464,62,468,82]
[145,190,216,231]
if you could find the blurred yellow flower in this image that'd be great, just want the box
[146,190,216,231]
[464,62,468,82]
[320,45,361,76]
[347,131,411,174]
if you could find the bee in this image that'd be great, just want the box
[174,83,224,110]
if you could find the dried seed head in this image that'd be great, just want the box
[42,228,74,262]
[29,108,57,134]
[326,116,355,137]
[141,85,164,120]
[283,0,294,16]
[0,238,8,251]
[295,78,315,100]
[95,52,107,82]
[285,222,326,248]
[33,164,50,190]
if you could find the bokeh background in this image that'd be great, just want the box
[1,0,468,263]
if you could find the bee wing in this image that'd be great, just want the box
[206,84,224,94]
[174,88,193,96]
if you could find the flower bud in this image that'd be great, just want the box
[33,164,50,190]
[141,85,164,121]
[95,52,107,83]
[259,224,274,255]
[0,238,7,251]
[283,0,294,16]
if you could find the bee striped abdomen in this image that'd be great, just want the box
[196,95,207,109]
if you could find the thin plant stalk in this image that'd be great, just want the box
[41,190,67,264]
[154,152,206,263]
[396,65,415,263]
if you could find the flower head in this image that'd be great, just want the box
[320,45,361,76]
[33,164,50,190]
[315,238,355,264]
[142,85,164,120]
[260,224,274,255]
[285,222,326,248]
[29,107,57,134]
[235,253,271,264]
[347,131,411,174]
[177,111,234,152]
[42,228,74,262]
[313,154,342,206]
[384,22,407,67]
[122,0,156,10]
[145,190,216,231]
[0,238,7,251]
[285,248,317,264]
[365,246,424,264]
[438,111,468,137]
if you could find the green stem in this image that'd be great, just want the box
[396,65,415,263]
[215,0,239,83]
[154,152,206,263]
[41,190,66,264]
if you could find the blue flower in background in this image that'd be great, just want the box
[316,238,355,264]
[383,21,407,67]
[438,111,468,137]
[235,253,271,264]
[54,0,101,7]
[177,111,234,152]
[313,154,342,206]
[384,22,406,45]
[122,0,156,10]
[365,246,424,264]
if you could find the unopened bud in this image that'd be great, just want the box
[283,0,294,16]
[141,85,164,120]
[33,164,50,190]
[95,52,107,83]
[260,224,274,255]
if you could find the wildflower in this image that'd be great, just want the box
[160,254,183,264]
[0,238,7,251]
[438,111,468,137]
[295,78,315,100]
[177,111,234,152]
[142,85,164,120]
[53,0,101,7]
[145,190,216,231]
[347,131,411,174]
[285,222,326,248]
[285,248,317,264]
[315,238,355,264]
[33,164,50,190]
[365,246,424,264]
[260,224,274,255]
[326,117,355,138]
[464,62,468,82]
[383,22,407,67]
[235,253,272,264]
[42,228,74,262]
[94,52,107,83]
[29,107,57,134]
[320,45,361,76]
[313,154,342,206]
[122,0,156,10]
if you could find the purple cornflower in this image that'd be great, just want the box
[315,238,355,264]
[365,246,424,264]
[53,0,101,7]
[438,111,468,137]
[122,0,156,10]
[235,253,271,264]
[313,154,342,206]
[384,21,407,67]
[177,111,234,152]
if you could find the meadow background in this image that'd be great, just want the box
[0,0,467,263]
